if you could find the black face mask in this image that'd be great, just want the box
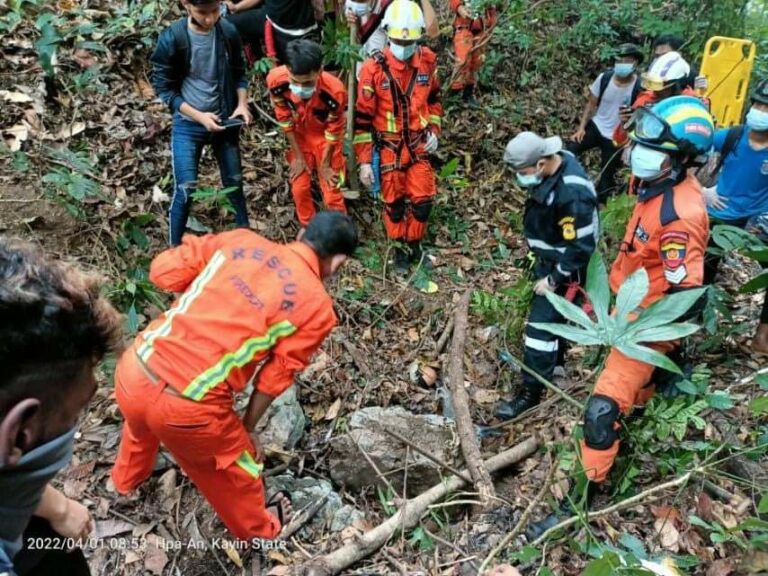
[0,427,77,564]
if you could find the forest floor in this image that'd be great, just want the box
[1,2,767,575]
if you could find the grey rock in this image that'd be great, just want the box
[256,385,305,451]
[265,474,363,535]
[329,406,460,496]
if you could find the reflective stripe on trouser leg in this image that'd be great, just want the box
[522,292,565,390]
[580,340,677,482]
[404,160,436,242]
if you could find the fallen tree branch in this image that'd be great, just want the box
[501,348,585,411]
[529,466,702,548]
[379,426,473,483]
[449,289,496,509]
[479,452,556,573]
[280,493,330,540]
[303,436,539,576]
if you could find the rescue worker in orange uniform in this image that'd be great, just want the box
[449,0,497,107]
[613,51,700,148]
[267,39,348,229]
[111,211,358,542]
[354,0,442,273]
[526,96,714,538]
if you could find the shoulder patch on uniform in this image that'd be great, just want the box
[416,73,430,85]
[634,222,649,243]
[270,81,290,96]
[558,216,576,240]
[661,231,688,284]
[318,89,339,110]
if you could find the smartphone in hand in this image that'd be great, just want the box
[221,118,245,129]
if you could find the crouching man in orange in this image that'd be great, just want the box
[111,211,358,541]
[354,0,442,274]
[449,0,496,107]
[526,96,713,538]
[267,39,348,230]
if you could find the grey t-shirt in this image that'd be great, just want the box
[181,27,221,115]
[589,73,637,139]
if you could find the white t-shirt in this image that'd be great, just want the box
[589,73,638,139]
[348,0,388,77]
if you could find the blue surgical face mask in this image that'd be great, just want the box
[516,171,543,188]
[289,83,315,100]
[630,144,670,181]
[746,107,768,132]
[614,62,636,78]
[390,42,417,61]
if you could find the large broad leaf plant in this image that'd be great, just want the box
[531,253,706,374]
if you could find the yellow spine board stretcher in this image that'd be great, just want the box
[700,36,756,127]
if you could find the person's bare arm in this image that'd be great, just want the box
[226,0,263,13]
[571,92,597,142]
[243,390,275,430]
[420,0,439,39]
[35,485,93,541]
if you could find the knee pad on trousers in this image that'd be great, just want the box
[411,199,433,223]
[386,198,406,223]
[583,394,620,450]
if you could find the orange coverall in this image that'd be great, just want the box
[354,47,442,242]
[267,67,348,227]
[111,229,337,540]
[449,0,497,91]
[581,174,708,483]
[613,87,700,147]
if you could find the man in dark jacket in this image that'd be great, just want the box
[496,132,598,419]
[150,0,253,246]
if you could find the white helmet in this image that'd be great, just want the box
[382,0,425,41]
[642,51,690,92]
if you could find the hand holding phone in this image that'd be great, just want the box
[221,118,245,129]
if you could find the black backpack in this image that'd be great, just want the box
[595,70,642,109]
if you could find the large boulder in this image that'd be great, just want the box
[328,406,460,496]
[256,385,305,452]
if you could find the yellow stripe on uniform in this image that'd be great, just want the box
[137,251,227,363]
[353,133,373,144]
[386,111,397,133]
[324,131,339,142]
[428,115,441,127]
[181,320,297,401]
[418,114,428,128]
[235,451,264,479]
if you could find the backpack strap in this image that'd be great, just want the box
[714,125,744,175]
[596,70,641,109]
[595,70,613,109]
[170,17,191,76]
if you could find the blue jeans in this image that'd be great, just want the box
[371,145,381,199]
[169,115,249,246]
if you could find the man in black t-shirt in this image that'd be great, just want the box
[227,0,322,64]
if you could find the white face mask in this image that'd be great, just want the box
[390,42,417,61]
[630,144,670,181]
[346,0,371,16]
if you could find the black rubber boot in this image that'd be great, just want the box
[392,246,410,275]
[525,481,598,541]
[462,84,480,108]
[495,386,542,420]
[408,241,433,270]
